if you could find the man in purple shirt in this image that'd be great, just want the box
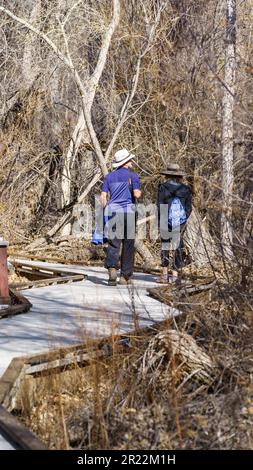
[101,148,141,285]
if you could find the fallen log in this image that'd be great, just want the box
[141,329,215,384]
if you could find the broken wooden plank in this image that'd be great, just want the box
[11,252,88,266]
[14,267,55,280]
[9,274,85,291]
[11,259,88,278]
[0,358,25,406]
[176,280,216,294]
[147,279,216,304]
[25,352,91,377]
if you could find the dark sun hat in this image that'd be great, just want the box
[160,162,186,177]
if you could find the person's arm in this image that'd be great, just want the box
[100,191,108,208]
[132,173,141,200]
[101,175,109,208]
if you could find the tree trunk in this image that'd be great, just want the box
[185,208,217,268]
[221,0,236,260]
[3,1,163,266]
[0,1,120,190]
[22,1,41,88]
[60,111,90,208]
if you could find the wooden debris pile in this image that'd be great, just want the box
[9,238,103,266]
[140,329,215,386]
[148,277,216,305]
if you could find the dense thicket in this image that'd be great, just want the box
[0,1,252,274]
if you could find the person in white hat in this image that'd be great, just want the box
[100,148,141,285]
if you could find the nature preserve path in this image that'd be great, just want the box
[1,260,180,376]
[0,260,179,449]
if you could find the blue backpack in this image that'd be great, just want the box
[168,197,187,227]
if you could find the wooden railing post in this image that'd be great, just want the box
[0,240,11,305]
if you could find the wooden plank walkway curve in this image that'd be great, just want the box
[0,260,180,450]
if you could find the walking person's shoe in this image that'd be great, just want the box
[108,268,117,286]
[119,275,129,285]
[168,271,179,284]
[156,273,168,284]
[168,275,178,284]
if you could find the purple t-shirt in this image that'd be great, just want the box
[102,167,140,212]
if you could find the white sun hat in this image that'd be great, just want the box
[112,148,135,168]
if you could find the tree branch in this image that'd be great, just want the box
[89,0,120,96]
[0,6,71,70]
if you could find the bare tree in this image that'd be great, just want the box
[22,1,41,88]
[0,1,120,199]
[221,0,236,260]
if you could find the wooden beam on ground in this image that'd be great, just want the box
[9,274,85,291]
[14,267,55,280]
[147,279,216,304]
[0,290,32,319]
[0,358,25,406]
[0,404,46,450]
[11,259,87,278]
[11,252,88,266]
[11,253,161,273]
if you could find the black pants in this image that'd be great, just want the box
[104,212,136,279]
[161,223,186,271]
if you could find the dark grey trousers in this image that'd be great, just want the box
[161,223,186,271]
[104,212,136,279]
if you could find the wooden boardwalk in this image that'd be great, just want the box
[0,261,179,450]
